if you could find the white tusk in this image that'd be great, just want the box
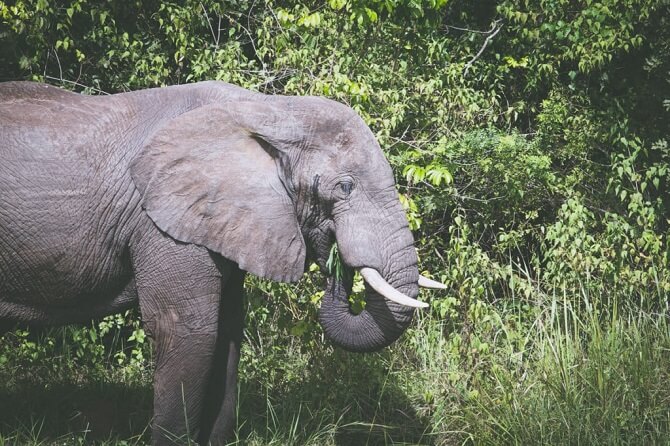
[418,275,447,289]
[359,267,429,308]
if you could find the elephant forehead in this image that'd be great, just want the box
[340,146,393,180]
[331,127,388,163]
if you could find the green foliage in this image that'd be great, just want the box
[1,0,669,443]
[0,310,148,384]
[324,245,366,313]
[325,243,344,281]
[454,305,670,444]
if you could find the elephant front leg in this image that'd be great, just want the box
[131,230,224,445]
[150,321,218,444]
[199,266,246,445]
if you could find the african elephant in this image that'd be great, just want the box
[0,81,444,444]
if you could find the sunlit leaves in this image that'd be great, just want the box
[0,0,668,390]
[403,163,453,187]
[399,193,422,230]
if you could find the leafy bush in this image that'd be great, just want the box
[0,0,669,443]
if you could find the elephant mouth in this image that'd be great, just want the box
[318,267,420,352]
[319,244,440,311]
[315,242,445,352]
[357,267,428,308]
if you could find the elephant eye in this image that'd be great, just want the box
[339,181,354,196]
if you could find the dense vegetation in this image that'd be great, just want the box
[1,0,669,444]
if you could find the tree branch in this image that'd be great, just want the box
[463,19,504,76]
[200,3,220,48]
[45,76,110,95]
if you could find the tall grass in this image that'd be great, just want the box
[1,277,668,445]
[455,299,670,444]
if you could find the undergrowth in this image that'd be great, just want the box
[1,274,668,445]
[1,0,669,444]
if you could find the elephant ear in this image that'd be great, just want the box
[130,102,306,282]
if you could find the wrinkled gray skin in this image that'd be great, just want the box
[0,81,419,444]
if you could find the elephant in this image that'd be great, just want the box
[0,81,445,444]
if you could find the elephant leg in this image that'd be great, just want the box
[199,265,246,445]
[131,231,222,445]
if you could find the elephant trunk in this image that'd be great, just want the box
[318,252,419,353]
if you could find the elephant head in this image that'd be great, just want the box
[131,92,442,352]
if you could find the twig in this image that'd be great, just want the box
[221,10,265,73]
[74,63,83,86]
[200,3,219,48]
[44,76,110,95]
[247,0,265,72]
[217,14,222,47]
[463,19,504,76]
[53,48,63,80]
[42,46,109,95]
[433,247,445,263]
[445,23,499,34]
